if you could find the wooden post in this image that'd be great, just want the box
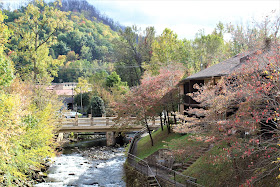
[179,84,184,114]
[88,114,93,126]
[75,114,78,126]
[91,117,94,126]
[106,117,109,126]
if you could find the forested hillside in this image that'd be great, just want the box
[1,0,277,185]
[3,0,119,83]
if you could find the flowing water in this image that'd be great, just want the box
[35,138,126,187]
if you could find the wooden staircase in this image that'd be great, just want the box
[148,176,160,187]
[176,145,212,173]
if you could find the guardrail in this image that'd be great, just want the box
[127,153,161,187]
[155,163,203,187]
[61,117,115,126]
[128,127,148,155]
[127,124,204,187]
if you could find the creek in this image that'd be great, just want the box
[35,138,127,187]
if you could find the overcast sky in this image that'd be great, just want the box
[3,0,280,39]
[91,0,280,39]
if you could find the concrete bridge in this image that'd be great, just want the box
[57,116,160,146]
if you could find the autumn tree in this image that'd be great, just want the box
[0,79,62,186]
[176,41,280,185]
[115,63,186,145]
[227,11,280,54]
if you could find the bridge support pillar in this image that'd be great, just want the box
[106,131,115,146]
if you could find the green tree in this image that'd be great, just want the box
[88,96,105,117]
[80,45,92,61]
[148,28,185,74]
[192,30,224,71]
[105,71,128,95]
[74,92,90,109]
[113,26,155,86]
[106,71,122,87]
[0,11,13,88]
[12,0,70,81]
[88,70,109,87]
[51,41,70,58]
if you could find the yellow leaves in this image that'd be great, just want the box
[75,77,90,94]
[0,80,61,184]
[14,0,71,81]
[0,11,10,47]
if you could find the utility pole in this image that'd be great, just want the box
[72,87,74,110]
[80,86,82,113]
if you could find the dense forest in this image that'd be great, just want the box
[2,0,238,86]
[0,0,279,186]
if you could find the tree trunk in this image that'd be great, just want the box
[232,157,241,184]
[166,111,171,134]
[159,113,163,131]
[145,117,154,146]
[133,66,140,85]
[163,110,167,126]
[173,113,177,125]
[34,32,38,81]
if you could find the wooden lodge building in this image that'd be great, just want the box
[179,52,251,115]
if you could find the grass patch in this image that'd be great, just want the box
[136,126,184,159]
[183,142,235,187]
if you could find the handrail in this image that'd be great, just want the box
[155,163,204,187]
[61,117,161,127]
[127,153,161,187]
[126,122,203,187]
[155,163,197,182]
[127,127,147,154]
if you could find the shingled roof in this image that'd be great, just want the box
[182,52,251,81]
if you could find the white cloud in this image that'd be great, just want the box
[5,0,278,39]
[92,0,279,39]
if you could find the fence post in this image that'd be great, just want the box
[174,171,176,186]
[106,117,109,126]
[75,114,78,126]
[156,164,157,176]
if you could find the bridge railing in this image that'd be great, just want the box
[61,116,161,127]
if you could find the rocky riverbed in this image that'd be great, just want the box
[35,140,126,187]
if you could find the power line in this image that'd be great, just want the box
[14,64,142,70]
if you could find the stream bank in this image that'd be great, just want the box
[35,138,127,187]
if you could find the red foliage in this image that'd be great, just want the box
[115,63,185,124]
